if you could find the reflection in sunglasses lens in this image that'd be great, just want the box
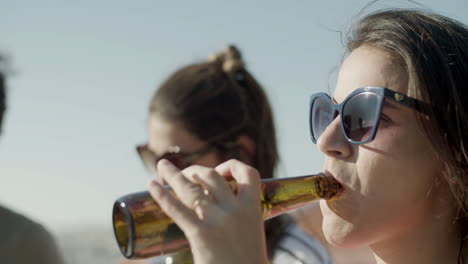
[343,93,380,142]
[312,97,334,141]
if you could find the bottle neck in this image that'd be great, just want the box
[261,174,340,219]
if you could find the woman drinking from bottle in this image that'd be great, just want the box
[146,8,468,264]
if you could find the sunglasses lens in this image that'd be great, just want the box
[137,146,159,178]
[342,92,381,142]
[161,153,189,169]
[311,96,334,142]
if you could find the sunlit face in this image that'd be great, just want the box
[147,113,223,182]
[318,45,449,248]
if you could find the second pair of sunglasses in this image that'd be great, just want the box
[136,142,239,175]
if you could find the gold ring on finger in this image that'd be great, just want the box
[192,188,211,210]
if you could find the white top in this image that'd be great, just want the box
[272,224,333,264]
[149,223,332,264]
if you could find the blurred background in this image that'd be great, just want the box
[1,0,467,263]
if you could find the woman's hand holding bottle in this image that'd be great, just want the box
[147,159,269,264]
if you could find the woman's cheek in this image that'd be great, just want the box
[366,125,403,152]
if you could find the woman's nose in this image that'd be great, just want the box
[317,115,352,159]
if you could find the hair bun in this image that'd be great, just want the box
[208,45,245,72]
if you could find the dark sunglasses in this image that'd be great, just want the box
[136,141,240,175]
[309,87,429,144]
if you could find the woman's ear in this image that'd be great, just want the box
[236,135,256,165]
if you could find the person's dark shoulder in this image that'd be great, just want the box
[0,205,35,245]
[0,205,65,264]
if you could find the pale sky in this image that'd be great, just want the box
[1,0,467,233]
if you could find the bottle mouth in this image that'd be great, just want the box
[318,172,343,199]
[112,201,135,258]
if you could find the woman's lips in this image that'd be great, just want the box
[323,170,346,197]
[324,170,344,184]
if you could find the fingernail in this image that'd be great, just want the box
[158,159,172,167]
[148,180,160,188]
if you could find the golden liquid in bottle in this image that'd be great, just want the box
[112,173,341,260]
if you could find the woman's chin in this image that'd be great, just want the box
[319,200,362,248]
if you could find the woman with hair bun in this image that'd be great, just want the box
[137,45,331,264]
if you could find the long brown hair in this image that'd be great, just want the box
[347,9,468,237]
[149,45,288,258]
